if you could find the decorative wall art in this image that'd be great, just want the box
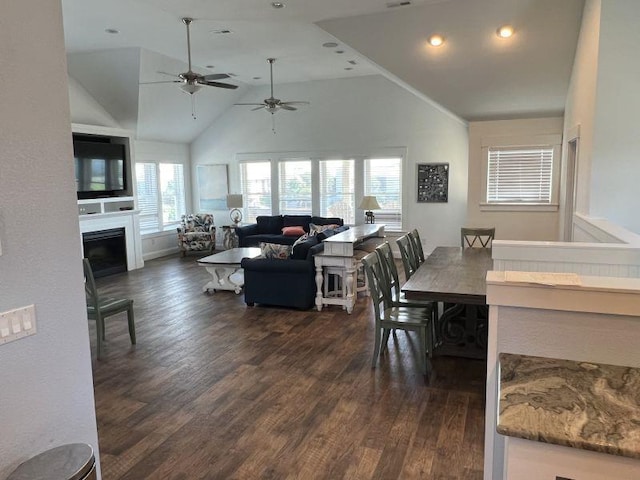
[197,164,229,211]
[417,163,449,203]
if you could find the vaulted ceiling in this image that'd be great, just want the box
[62,0,585,142]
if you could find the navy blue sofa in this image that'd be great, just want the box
[236,215,343,247]
[241,225,348,309]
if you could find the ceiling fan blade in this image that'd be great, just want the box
[234,103,265,106]
[140,80,182,85]
[202,73,231,81]
[279,104,297,111]
[281,101,310,106]
[251,106,266,111]
[200,80,238,89]
[157,71,180,78]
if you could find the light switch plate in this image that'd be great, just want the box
[0,305,37,345]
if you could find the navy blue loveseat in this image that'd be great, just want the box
[236,215,343,247]
[241,225,348,309]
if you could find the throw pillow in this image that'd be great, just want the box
[282,226,306,237]
[309,223,340,235]
[260,242,292,260]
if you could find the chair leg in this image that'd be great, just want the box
[95,315,104,360]
[127,306,136,345]
[419,327,427,376]
[381,328,391,355]
[101,318,106,341]
[372,326,382,368]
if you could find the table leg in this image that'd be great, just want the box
[203,266,245,294]
[315,264,324,311]
[345,264,356,314]
[436,303,487,359]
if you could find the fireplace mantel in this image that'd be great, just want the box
[79,210,144,271]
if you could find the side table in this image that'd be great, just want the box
[222,225,239,250]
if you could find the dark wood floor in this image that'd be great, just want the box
[91,254,486,479]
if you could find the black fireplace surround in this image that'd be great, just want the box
[83,228,127,278]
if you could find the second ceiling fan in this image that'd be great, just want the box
[235,58,309,114]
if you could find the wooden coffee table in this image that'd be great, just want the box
[197,247,261,294]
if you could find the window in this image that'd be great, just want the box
[486,147,553,204]
[135,162,185,233]
[365,158,402,230]
[237,151,404,229]
[278,160,312,214]
[319,159,355,224]
[240,161,272,222]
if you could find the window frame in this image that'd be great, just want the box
[480,134,561,212]
[135,161,187,234]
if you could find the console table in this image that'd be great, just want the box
[314,224,384,314]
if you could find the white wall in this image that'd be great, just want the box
[467,117,565,241]
[191,75,469,251]
[589,0,640,234]
[68,75,120,128]
[0,1,99,477]
[560,0,601,222]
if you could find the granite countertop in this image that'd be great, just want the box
[497,353,640,459]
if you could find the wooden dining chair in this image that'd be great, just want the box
[83,258,136,359]
[362,251,433,377]
[461,227,495,249]
[409,229,425,264]
[376,242,433,308]
[396,234,419,280]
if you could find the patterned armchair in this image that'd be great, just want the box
[177,214,216,256]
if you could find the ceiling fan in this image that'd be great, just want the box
[141,17,238,96]
[235,58,309,114]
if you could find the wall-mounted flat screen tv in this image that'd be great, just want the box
[73,138,127,199]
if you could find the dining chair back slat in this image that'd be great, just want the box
[396,234,419,280]
[461,227,495,249]
[409,229,425,264]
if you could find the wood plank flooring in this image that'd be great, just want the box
[91,254,486,479]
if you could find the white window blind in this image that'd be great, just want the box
[365,158,402,230]
[159,163,185,227]
[240,162,272,222]
[319,159,355,224]
[135,163,160,232]
[278,160,312,215]
[487,147,553,203]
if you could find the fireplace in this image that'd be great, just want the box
[83,228,127,278]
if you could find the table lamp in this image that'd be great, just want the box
[359,196,381,224]
[226,194,243,225]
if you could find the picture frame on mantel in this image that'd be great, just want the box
[197,164,228,211]
[417,163,449,203]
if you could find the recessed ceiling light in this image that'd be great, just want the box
[428,34,444,47]
[105,28,119,34]
[271,2,285,8]
[206,65,215,69]
[344,67,353,71]
[211,29,233,35]
[335,50,345,54]
[253,76,262,80]
[323,42,338,48]
[497,25,514,38]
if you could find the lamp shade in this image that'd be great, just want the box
[358,196,381,210]
[226,194,243,208]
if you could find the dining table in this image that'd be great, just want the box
[402,246,494,359]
